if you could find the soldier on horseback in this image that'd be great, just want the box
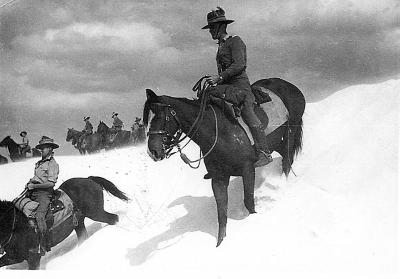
[110,112,123,142]
[202,7,272,167]
[19,131,31,158]
[25,136,59,255]
[78,116,93,148]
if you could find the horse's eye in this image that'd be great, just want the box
[162,137,168,142]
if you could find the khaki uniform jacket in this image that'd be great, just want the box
[31,155,59,185]
[217,35,251,91]
[112,116,123,128]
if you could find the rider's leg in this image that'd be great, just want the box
[241,96,273,167]
[30,191,51,255]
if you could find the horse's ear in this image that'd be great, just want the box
[146,89,158,100]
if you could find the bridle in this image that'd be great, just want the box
[147,77,219,168]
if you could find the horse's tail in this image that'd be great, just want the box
[282,117,303,176]
[88,176,129,201]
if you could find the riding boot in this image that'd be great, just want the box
[28,219,45,256]
[249,125,273,167]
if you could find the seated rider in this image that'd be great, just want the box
[79,116,93,147]
[25,136,60,255]
[111,112,123,140]
[19,131,31,158]
[202,7,272,167]
[134,117,142,129]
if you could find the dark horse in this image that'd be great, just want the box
[144,78,305,247]
[66,128,103,154]
[97,121,131,149]
[0,154,7,165]
[0,176,129,269]
[0,136,41,162]
[131,125,146,145]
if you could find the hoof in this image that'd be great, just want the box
[216,237,224,247]
[216,225,227,247]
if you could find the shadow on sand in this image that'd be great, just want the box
[126,160,281,266]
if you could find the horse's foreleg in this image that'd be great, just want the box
[242,163,257,214]
[211,176,229,247]
[27,252,41,270]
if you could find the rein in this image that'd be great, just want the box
[148,76,219,168]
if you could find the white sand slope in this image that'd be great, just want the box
[0,79,399,279]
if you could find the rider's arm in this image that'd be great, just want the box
[27,181,55,190]
[219,36,247,81]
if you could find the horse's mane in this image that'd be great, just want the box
[0,200,13,210]
[143,95,237,126]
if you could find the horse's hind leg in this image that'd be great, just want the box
[242,163,256,214]
[75,216,88,244]
[87,210,119,225]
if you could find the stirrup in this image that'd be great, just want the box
[254,151,273,168]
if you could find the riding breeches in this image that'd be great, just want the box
[30,190,52,233]
[207,84,261,127]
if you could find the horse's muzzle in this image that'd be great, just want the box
[147,149,164,161]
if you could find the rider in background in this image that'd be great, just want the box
[25,136,59,255]
[111,112,123,132]
[79,116,93,147]
[19,131,31,158]
[202,7,272,167]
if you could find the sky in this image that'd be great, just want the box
[0,0,399,155]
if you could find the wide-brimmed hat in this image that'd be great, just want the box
[84,116,90,121]
[202,7,234,29]
[112,112,118,118]
[20,131,27,137]
[35,136,59,150]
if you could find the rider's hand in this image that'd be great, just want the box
[206,75,221,86]
[26,183,35,190]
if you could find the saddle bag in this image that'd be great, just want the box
[13,196,39,218]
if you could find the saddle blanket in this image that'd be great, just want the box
[50,189,74,231]
[239,88,289,144]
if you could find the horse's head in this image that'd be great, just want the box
[97,121,109,134]
[0,136,12,147]
[66,128,73,142]
[144,89,180,161]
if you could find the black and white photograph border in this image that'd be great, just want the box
[0,0,399,278]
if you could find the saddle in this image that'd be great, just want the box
[207,85,289,137]
[206,85,273,124]
[45,189,75,230]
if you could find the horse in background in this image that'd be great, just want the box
[66,128,85,154]
[0,154,8,164]
[130,124,146,145]
[0,136,41,162]
[66,128,103,155]
[97,121,131,149]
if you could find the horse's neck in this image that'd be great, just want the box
[167,98,199,132]
[167,98,213,146]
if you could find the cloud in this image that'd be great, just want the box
[15,21,170,53]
